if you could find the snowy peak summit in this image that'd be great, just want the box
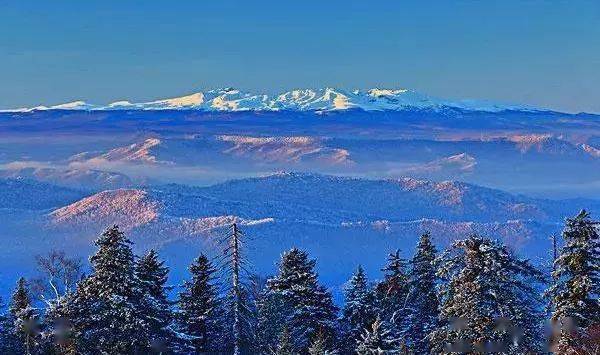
[2,87,536,113]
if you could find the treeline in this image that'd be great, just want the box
[0,210,599,354]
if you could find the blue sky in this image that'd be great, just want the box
[1,1,599,113]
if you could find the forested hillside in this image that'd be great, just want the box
[1,211,598,354]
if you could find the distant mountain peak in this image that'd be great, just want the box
[1,87,539,113]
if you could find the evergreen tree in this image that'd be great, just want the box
[219,286,257,354]
[308,329,337,355]
[244,274,266,352]
[42,295,77,355]
[375,250,409,341]
[0,297,8,351]
[68,225,149,353]
[547,210,600,351]
[275,326,296,355]
[256,287,290,353]
[356,317,401,354]
[340,265,377,352]
[0,296,20,354]
[10,277,40,355]
[431,235,546,354]
[176,253,222,353]
[135,249,173,352]
[260,248,338,353]
[406,232,439,353]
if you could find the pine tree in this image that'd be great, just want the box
[0,297,8,352]
[256,287,290,353]
[356,317,401,354]
[176,253,222,353]
[244,273,266,352]
[10,278,40,355]
[431,235,546,354]
[406,232,439,353]
[308,335,327,355]
[308,329,337,355]
[219,286,257,354]
[340,265,377,352]
[375,250,409,341]
[135,249,173,352]
[0,296,20,354]
[260,248,338,352]
[68,225,149,353]
[275,326,296,355]
[547,210,600,351]
[42,295,78,355]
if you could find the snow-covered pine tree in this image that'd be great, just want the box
[308,328,337,355]
[176,253,222,353]
[42,294,78,355]
[375,250,410,341]
[135,249,174,352]
[547,210,600,351]
[340,265,377,352]
[308,334,327,355]
[406,232,439,353]
[355,316,402,354]
[261,248,338,353]
[67,225,150,353]
[431,235,546,354]
[275,326,296,355]
[0,296,20,354]
[0,297,8,351]
[9,277,40,355]
[243,273,266,352]
[256,286,290,353]
[219,285,257,354]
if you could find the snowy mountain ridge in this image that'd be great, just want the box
[2,172,597,299]
[2,87,538,113]
[35,172,598,265]
[46,172,597,229]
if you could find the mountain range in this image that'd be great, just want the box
[0,173,596,299]
[2,87,537,113]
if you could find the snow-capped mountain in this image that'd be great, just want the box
[1,88,537,113]
[2,100,96,112]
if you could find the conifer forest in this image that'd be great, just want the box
[0,211,598,354]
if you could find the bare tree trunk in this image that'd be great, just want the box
[231,223,242,355]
